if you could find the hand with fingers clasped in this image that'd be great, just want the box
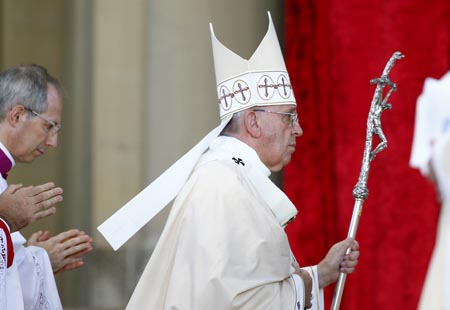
[0,182,63,232]
[28,229,93,274]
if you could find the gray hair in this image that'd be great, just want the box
[221,110,246,135]
[0,64,62,119]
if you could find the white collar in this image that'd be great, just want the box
[206,135,297,227]
[210,135,271,177]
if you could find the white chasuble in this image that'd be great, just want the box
[127,136,323,309]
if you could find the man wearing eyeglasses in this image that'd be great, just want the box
[0,64,93,309]
[125,13,359,310]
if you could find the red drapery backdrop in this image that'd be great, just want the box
[283,1,450,309]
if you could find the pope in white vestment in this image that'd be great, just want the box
[99,12,359,310]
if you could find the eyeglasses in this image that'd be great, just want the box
[24,107,61,136]
[253,108,299,127]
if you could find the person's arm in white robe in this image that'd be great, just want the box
[11,232,62,310]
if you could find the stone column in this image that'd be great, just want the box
[89,0,148,308]
[58,0,94,307]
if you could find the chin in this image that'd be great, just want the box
[21,153,40,163]
[271,166,283,173]
[23,158,37,163]
[283,155,292,167]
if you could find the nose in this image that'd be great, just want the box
[46,132,58,147]
[292,120,303,137]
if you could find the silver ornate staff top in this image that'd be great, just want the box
[353,51,405,200]
[331,51,404,310]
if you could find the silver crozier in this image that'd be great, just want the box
[330,51,404,310]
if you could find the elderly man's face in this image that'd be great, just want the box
[256,104,303,172]
[13,84,62,163]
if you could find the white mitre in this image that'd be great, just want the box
[211,11,296,119]
[98,11,294,250]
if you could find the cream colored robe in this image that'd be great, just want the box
[419,133,450,309]
[127,136,323,310]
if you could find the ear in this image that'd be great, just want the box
[8,105,27,127]
[243,110,261,138]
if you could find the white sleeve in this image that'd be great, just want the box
[302,265,324,310]
[291,274,305,310]
[12,232,62,310]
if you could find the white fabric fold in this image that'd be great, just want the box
[202,136,297,227]
[97,116,232,250]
